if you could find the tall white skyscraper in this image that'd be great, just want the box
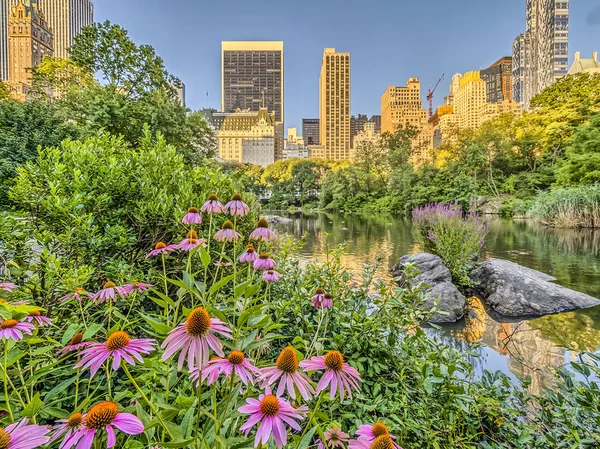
[1,0,20,81]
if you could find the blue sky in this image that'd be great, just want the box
[94,0,600,133]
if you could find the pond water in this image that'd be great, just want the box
[272,211,600,393]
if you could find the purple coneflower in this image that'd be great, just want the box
[147,242,177,258]
[253,254,276,271]
[161,307,233,371]
[93,281,121,304]
[300,350,361,401]
[224,193,250,217]
[0,319,35,342]
[51,412,83,446]
[75,331,156,378]
[238,388,303,449]
[191,350,261,386]
[239,244,258,263]
[351,422,402,449]
[0,418,50,449]
[59,288,94,303]
[201,194,225,214]
[261,346,315,401]
[262,270,280,283]
[23,310,52,326]
[214,261,232,267]
[321,293,333,309]
[61,401,144,449]
[119,282,153,296]
[0,282,16,292]
[176,230,206,252]
[57,332,93,356]
[311,288,325,308]
[349,435,399,449]
[214,220,241,242]
[249,218,277,242]
[182,206,202,225]
[318,428,350,449]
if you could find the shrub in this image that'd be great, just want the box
[529,185,600,228]
[412,202,487,285]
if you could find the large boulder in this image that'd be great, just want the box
[263,215,293,226]
[391,253,466,323]
[471,258,600,316]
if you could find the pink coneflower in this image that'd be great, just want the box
[119,282,153,296]
[201,194,225,214]
[61,401,144,449]
[311,288,325,308]
[0,418,50,449]
[147,242,177,258]
[224,193,250,217]
[22,310,52,326]
[0,282,16,292]
[182,207,202,225]
[214,261,232,267]
[321,293,333,309]
[262,270,280,283]
[318,428,350,449]
[214,220,241,242]
[0,319,35,342]
[161,307,233,371]
[75,331,156,378]
[51,412,83,446]
[300,350,361,401]
[93,281,121,304]
[349,435,398,449]
[191,350,261,386]
[59,288,94,303]
[176,230,206,252]
[351,423,402,449]
[57,332,93,356]
[261,346,315,401]
[239,244,258,263]
[253,254,276,271]
[249,218,277,242]
[238,388,303,449]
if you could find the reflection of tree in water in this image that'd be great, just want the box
[531,306,600,353]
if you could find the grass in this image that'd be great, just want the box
[529,185,600,228]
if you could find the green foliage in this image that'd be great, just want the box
[529,185,600,228]
[556,113,600,185]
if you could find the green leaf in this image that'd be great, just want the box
[141,314,171,335]
[208,274,234,296]
[297,426,317,449]
[160,439,195,448]
[44,376,78,402]
[82,323,103,340]
[199,245,211,268]
[21,393,44,418]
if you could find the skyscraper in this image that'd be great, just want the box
[381,78,427,134]
[481,57,513,104]
[302,118,319,146]
[221,41,284,123]
[350,114,368,148]
[319,48,350,160]
[1,0,19,81]
[454,71,486,130]
[512,33,531,105]
[37,0,93,59]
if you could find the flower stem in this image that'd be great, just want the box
[295,392,324,449]
[78,300,88,330]
[3,339,14,421]
[306,308,325,358]
[194,370,203,449]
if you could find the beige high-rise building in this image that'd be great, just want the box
[381,78,428,135]
[8,0,54,100]
[351,121,380,161]
[37,0,93,59]
[319,48,350,160]
[454,71,487,130]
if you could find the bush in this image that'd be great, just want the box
[529,185,600,228]
[412,203,487,285]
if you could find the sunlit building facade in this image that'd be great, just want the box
[454,71,486,130]
[381,78,427,135]
[37,0,93,59]
[481,57,513,103]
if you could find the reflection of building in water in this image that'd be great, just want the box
[455,297,486,343]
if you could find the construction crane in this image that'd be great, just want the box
[427,73,445,119]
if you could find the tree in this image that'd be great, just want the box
[556,113,600,185]
[0,82,9,101]
[29,56,94,98]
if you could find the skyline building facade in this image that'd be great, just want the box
[381,78,427,135]
[302,118,319,146]
[37,0,93,59]
[1,0,20,81]
[350,114,368,148]
[454,71,486,130]
[319,48,350,160]
[567,51,600,75]
[481,57,513,103]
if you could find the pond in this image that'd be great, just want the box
[271,211,600,394]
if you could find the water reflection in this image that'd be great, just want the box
[274,211,600,391]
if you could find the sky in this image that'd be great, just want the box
[94,0,600,133]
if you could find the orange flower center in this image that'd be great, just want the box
[208,194,219,201]
[324,350,344,372]
[186,230,199,240]
[85,401,119,429]
[257,218,269,228]
[324,293,333,300]
[315,288,324,295]
[188,207,199,213]
[103,281,116,289]
[222,220,234,230]
[227,350,245,365]
[276,346,298,374]
[0,428,10,448]
[67,412,83,428]
[0,299,5,304]
[155,242,167,249]
[70,333,84,345]
[75,287,85,293]
[259,395,280,417]
[231,193,243,201]
[29,310,41,317]
[259,254,269,260]
[0,320,18,329]
[370,435,394,449]
[372,422,390,437]
[105,331,130,351]
[185,307,211,337]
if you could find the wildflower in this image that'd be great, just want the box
[349,435,398,449]
[318,428,351,449]
[147,242,177,258]
[176,230,206,252]
[300,350,361,401]
[57,332,93,356]
[182,206,202,225]
[161,307,233,371]
[119,282,153,296]
[352,422,401,449]
[238,388,303,449]
[214,220,241,242]
[0,319,35,342]
[51,412,83,446]
[23,310,52,326]
[224,193,250,217]
[249,218,277,242]
[93,281,121,304]
[253,254,276,271]
[0,282,16,292]
[262,270,280,283]
[322,293,333,309]
[0,418,50,449]
[201,194,225,214]
[59,288,94,303]
[61,401,144,449]
[239,244,258,263]
[191,350,261,386]
[75,331,156,378]
[214,261,232,267]
[261,346,315,401]
[311,288,325,308]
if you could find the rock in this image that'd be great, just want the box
[263,215,292,226]
[471,258,600,317]
[391,253,466,323]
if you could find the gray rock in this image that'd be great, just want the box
[263,215,293,226]
[392,253,466,323]
[471,258,600,316]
